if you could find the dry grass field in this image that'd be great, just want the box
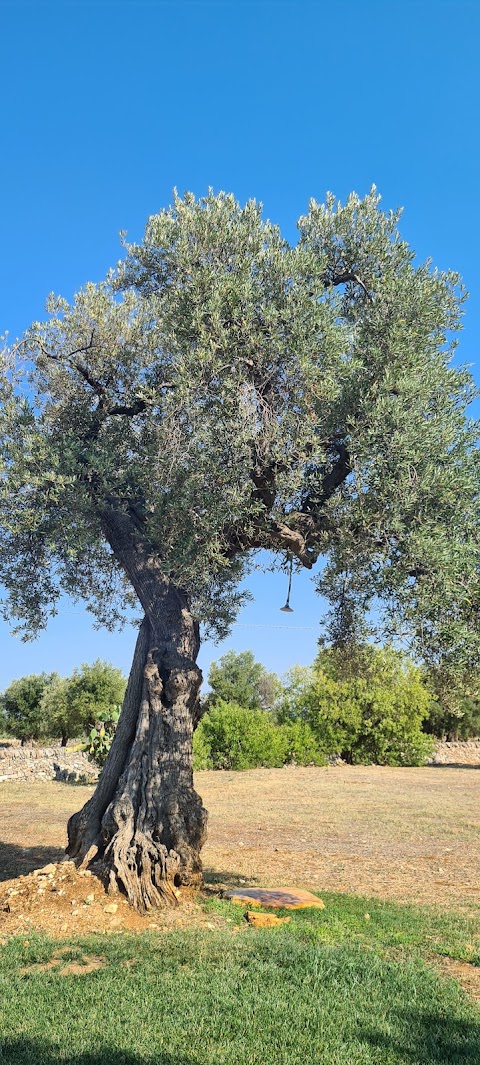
[1,763,479,913]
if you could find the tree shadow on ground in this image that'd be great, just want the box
[359,1008,480,1064]
[430,763,480,770]
[0,842,65,882]
[0,1040,210,1065]
[203,868,260,890]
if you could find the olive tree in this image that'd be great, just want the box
[1,189,479,909]
[41,660,126,746]
[206,650,280,711]
[1,673,56,744]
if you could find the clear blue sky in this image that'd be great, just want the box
[1,0,479,690]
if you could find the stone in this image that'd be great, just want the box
[245,911,291,927]
[223,887,325,910]
[104,903,118,914]
[84,893,95,904]
[33,863,57,877]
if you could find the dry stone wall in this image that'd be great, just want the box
[0,744,99,783]
[427,740,480,765]
[0,740,478,783]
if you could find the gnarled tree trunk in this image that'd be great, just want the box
[67,506,207,911]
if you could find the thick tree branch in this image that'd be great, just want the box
[108,398,148,417]
[249,465,277,510]
[225,439,351,568]
[323,269,372,301]
[271,520,316,568]
[303,442,351,512]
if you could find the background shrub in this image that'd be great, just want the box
[423,691,480,740]
[194,700,288,770]
[193,700,325,770]
[279,720,326,766]
[192,722,213,769]
[0,702,8,737]
[42,660,126,746]
[87,707,121,766]
[1,660,126,747]
[277,645,434,766]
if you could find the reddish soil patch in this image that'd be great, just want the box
[0,859,215,938]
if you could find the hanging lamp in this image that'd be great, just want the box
[280,556,294,612]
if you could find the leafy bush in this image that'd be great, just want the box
[192,721,213,770]
[206,650,280,711]
[194,700,288,770]
[275,665,315,724]
[279,720,326,766]
[193,700,324,770]
[277,645,434,766]
[39,659,126,746]
[344,677,434,766]
[0,703,8,737]
[277,666,362,757]
[423,693,480,740]
[1,660,126,748]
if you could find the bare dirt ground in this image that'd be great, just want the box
[201,764,480,913]
[1,763,479,933]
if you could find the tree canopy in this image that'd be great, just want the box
[0,673,54,743]
[41,660,126,745]
[1,188,478,674]
[206,650,280,711]
[1,661,126,746]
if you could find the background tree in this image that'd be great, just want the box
[1,189,479,909]
[422,676,480,740]
[205,650,280,712]
[1,673,56,744]
[41,660,126,746]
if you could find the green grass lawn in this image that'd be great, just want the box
[0,893,479,1065]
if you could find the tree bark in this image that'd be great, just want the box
[67,507,207,911]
